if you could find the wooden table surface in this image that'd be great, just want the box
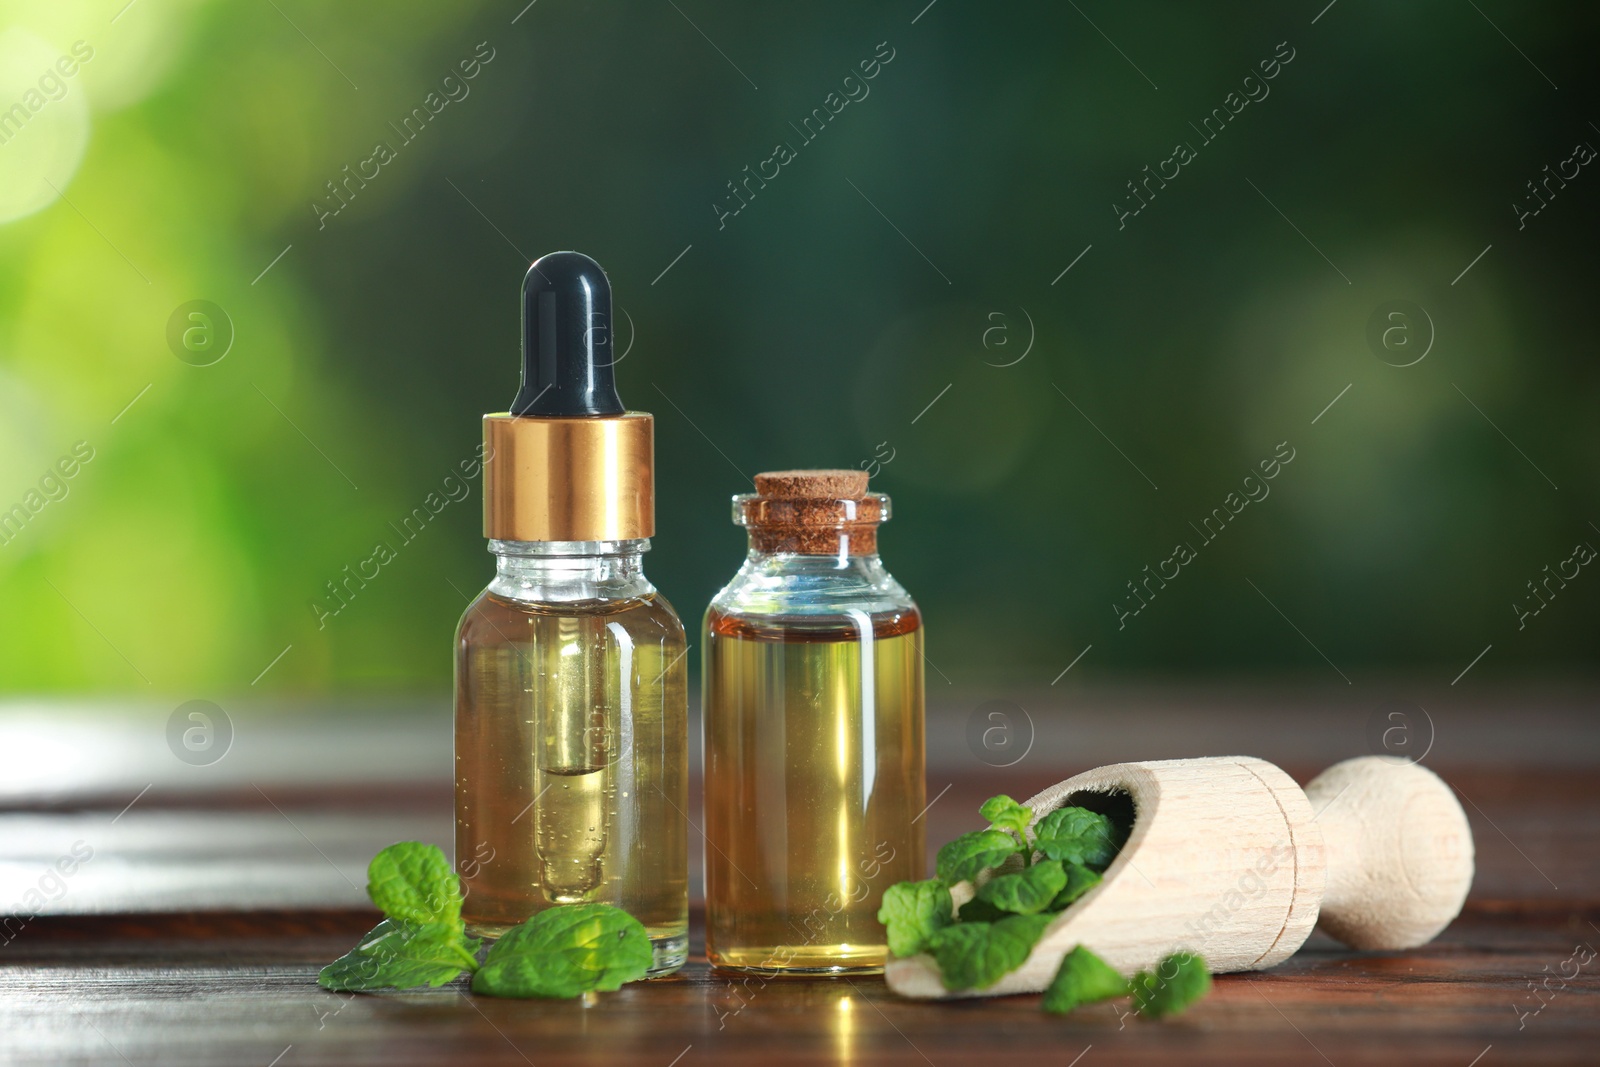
[2,686,1597,1065]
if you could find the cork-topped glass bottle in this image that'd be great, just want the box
[702,469,926,974]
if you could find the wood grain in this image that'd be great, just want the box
[2,701,1598,1065]
[2,907,1597,1066]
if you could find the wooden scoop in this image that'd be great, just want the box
[884,755,1474,998]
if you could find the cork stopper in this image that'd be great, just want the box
[735,469,887,556]
[753,469,869,500]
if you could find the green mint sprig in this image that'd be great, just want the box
[319,842,479,992]
[879,794,1213,1017]
[318,842,651,999]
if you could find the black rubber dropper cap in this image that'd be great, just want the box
[511,251,625,417]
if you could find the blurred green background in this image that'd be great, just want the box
[0,0,1594,695]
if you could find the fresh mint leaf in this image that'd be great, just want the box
[936,829,1022,885]
[973,859,1067,916]
[366,842,463,929]
[878,879,953,958]
[1047,861,1103,911]
[1131,952,1211,1018]
[926,913,1054,991]
[1032,807,1118,871]
[1042,945,1128,1014]
[979,795,1033,840]
[472,903,651,998]
[318,919,481,992]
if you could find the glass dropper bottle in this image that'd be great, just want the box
[454,251,688,975]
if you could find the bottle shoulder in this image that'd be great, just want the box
[457,588,686,645]
[706,552,918,622]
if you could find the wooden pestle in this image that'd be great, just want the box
[884,755,1475,999]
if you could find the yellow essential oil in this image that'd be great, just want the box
[704,608,925,972]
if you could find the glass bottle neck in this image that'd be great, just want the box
[742,542,883,569]
[487,538,654,603]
